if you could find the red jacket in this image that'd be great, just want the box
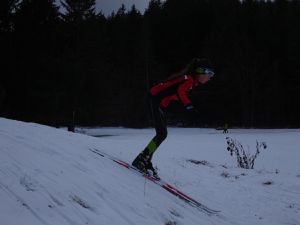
[150,75,197,109]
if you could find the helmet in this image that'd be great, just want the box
[192,58,215,77]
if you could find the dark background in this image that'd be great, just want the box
[1,0,300,128]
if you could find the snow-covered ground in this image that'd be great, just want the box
[0,118,299,225]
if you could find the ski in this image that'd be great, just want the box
[89,148,220,215]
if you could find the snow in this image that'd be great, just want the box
[0,118,300,225]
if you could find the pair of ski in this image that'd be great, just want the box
[89,148,220,215]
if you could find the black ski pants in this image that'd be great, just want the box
[143,95,168,160]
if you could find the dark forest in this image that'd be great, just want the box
[1,0,300,128]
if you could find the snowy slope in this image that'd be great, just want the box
[0,118,300,225]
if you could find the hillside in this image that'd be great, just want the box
[0,118,299,225]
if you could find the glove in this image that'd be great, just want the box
[185,104,200,118]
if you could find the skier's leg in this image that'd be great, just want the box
[132,100,167,169]
[147,106,167,160]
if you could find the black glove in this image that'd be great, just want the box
[185,104,200,118]
[185,104,200,126]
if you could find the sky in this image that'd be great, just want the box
[95,0,150,15]
[1,117,300,225]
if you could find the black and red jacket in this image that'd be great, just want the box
[150,75,198,109]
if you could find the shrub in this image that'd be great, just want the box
[226,137,267,169]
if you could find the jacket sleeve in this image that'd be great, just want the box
[177,76,194,107]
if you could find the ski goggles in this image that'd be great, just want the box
[195,67,215,77]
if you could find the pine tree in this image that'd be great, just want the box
[15,0,59,31]
[9,0,60,121]
[60,0,96,23]
[0,0,20,33]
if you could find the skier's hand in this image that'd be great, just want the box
[185,104,200,118]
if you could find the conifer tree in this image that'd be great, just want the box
[60,0,96,22]
[0,0,20,33]
[15,0,59,30]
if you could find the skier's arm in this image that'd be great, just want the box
[177,76,194,108]
[177,77,200,117]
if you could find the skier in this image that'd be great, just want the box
[132,58,215,179]
[223,123,229,133]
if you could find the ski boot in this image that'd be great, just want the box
[146,161,160,180]
[132,152,150,174]
[132,153,160,180]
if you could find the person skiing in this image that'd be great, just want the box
[132,58,215,179]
